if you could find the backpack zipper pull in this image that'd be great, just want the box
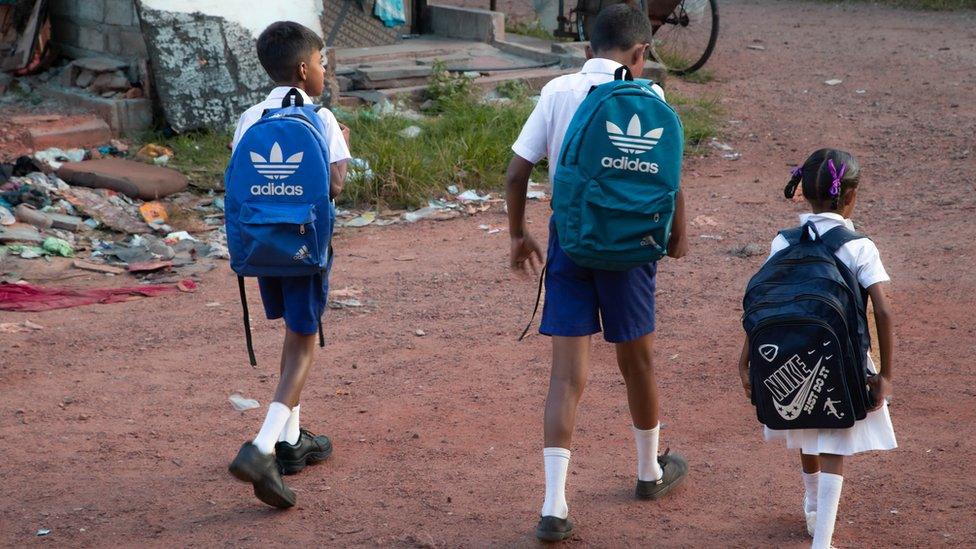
[300,224,306,235]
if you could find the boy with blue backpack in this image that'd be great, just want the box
[225,21,350,509]
[504,4,689,541]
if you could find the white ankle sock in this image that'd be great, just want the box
[253,401,291,455]
[278,404,301,445]
[812,472,843,549]
[633,423,664,482]
[803,471,820,514]
[541,447,571,519]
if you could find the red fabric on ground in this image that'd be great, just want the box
[0,280,190,312]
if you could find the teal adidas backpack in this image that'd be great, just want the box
[552,66,683,270]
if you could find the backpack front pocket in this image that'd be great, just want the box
[239,202,320,268]
[579,177,675,261]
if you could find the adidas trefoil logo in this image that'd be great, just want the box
[250,142,303,180]
[606,114,664,155]
[293,245,310,261]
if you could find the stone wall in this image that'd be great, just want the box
[48,0,148,62]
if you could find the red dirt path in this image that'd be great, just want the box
[2,1,975,547]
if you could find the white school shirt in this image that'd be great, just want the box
[767,212,890,289]
[511,58,666,182]
[231,87,351,164]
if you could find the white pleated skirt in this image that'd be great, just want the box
[763,356,897,456]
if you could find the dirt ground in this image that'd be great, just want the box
[2,1,975,547]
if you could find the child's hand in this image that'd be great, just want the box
[867,374,892,411]
[739,370,751,400]
[510,233,544,275]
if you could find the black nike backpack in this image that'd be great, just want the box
[742,222,875,430]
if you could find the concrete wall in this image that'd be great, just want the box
[48,0,148,61]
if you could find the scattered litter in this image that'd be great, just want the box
[456,190,490,202]
[127,260,173,273]
[41,236,73,257]
[342,212,376,228]
[164,231,196,242]
[398,125,422,139]
[824,79,843,86]
[414,329,426,337]
[478,224,490,230]
[722,152,742,161]
[0,320,44,333]
[228,394,259,411]
[446,185,459,195]
[746,44,766,51]
[139,201,169,224]
[487,228,501,235]
[526,190,547,200]
[700,234,724,241]
[0,206,15,225]
[329,298,364,309]
[135,143,174,162]
[206,302,221,307]
[36,529,51,537]
[153,155,170,166]
[347,158,374,184]
[403,201,461,223]
[34,147,85,169]
[855,89,866,94]
[709,138,734,152]
[61,186,150,234]
[177,279,198,293]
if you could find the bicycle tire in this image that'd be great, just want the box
[667,0,719,75]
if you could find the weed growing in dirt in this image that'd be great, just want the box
[669,92,722,152]
[496,79,530,100]
[653,50,715,83]
[506,19,558,41]
[425,60,475,112]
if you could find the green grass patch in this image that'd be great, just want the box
[140,130,231,190]
[653,49,715,83]
[669,91,723,152]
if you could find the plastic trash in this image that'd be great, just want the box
[42,237,74,257]
[373,0,406,27]
[398,125,422,139]
[228,393,260,411]
[457,190,490,202]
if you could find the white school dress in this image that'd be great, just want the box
[761,212,898,456]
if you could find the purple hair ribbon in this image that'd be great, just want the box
[827,159,846,197]
[791,166,803,179]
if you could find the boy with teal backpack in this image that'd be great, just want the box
[504,4,689,541]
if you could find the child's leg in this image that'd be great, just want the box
[615,333,662,481]
[812,454,844,549]
[541,335,590,519]
[801,452,821,535]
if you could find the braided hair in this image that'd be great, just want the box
[784,149,861,210]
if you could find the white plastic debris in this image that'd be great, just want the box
[398,125,422,139]
[824,79,843,86]
[709,138,734,152]
[457,190,490,202]
[0,205,14,225]
[165,231,197,242]
[342,212,376,227]
[348,158,374,183]
[228,394,260,411]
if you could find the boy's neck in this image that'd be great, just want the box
[276,81,309,93]
[592,52,632,68]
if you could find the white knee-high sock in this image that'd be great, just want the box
[278,404,301,445]
[253,402,291,455]
[541,447,571,519]
[803,471,820,514]
[633,424,664,481]
[812,472,843,549]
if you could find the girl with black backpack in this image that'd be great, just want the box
[737,149,896,549]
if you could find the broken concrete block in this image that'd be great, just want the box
[72,57,129,73]
[75,69,96,88]
[57,158,189,201]
[427,5,505,43]
[0,223,44,244]
[28,116,112,150]
[59,186,150,234]
[90,71,130,94]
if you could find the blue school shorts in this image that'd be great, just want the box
[539,218,657,343]
[257,272,329,335]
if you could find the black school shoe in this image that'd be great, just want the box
[275,428,333,475]
[228,442,296,509]
[536,515,574,542]
[635,450,688,500]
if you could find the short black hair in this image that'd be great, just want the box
[784,148,861,210]
[256,21,325,83]
[589,3,653,54]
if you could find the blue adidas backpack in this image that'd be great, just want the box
[742,222,875,430]
[224,88,335,364]
[552,66,683,270]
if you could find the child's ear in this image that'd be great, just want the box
[584,45,594,60]
[298,61,308,82]
[844,188,858,206]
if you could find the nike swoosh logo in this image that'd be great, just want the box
[773,357,824,421]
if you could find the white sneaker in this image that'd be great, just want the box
[805,511,817,537]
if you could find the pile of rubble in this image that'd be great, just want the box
[0,145,227,283]
[60,57,143,100]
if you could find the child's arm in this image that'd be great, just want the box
[667,189,688,258]
[866,282,894,410]
[329,161,347,200]
[737,336,751,399]
[505,155,544,274]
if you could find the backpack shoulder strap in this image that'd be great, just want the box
[820,225,869,253]
[778,226,804,246]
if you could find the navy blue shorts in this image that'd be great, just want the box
[540,218,657,343]
[257,273,329,335]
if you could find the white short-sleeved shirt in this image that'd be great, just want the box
[511,58,666,182]
[231,86,351,164]
[767,212,890,289]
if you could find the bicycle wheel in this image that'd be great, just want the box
[650,0,719,75]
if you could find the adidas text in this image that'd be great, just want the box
[602,155,659,173]
[250,183,304,196]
